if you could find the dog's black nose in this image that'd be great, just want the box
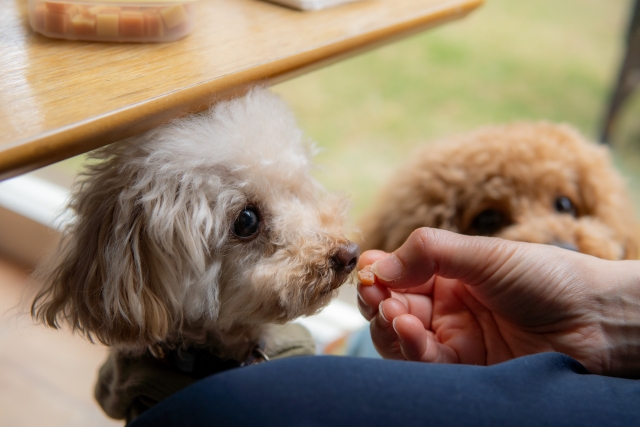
[331,241,360,274]
[552,241,579,252]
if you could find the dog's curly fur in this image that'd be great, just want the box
[360,122,640,260]
[31,88,358,361]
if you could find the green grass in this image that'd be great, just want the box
[271,0,640,221]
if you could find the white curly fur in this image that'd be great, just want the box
[32,88,357,360]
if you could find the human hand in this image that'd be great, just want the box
[357,228,640,377]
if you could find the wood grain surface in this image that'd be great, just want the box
[0,0,483,180]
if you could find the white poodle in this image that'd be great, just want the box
[31,88,359,421]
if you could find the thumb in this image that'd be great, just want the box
[371,228,526,290]
[371,228,602,329]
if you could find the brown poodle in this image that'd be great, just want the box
[360,122,640,260]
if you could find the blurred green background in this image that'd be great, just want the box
[270,0,640,225]
[52,0,640,227]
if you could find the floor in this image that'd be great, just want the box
[0,258,119,427]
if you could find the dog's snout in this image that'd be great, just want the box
[331,241,360,274]
[551,241,579,253]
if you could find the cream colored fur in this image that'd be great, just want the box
[32,88,355,361]
[360,122,640,260]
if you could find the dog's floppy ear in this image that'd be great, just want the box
[32,143,221,349]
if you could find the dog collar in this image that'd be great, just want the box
[151,344,269,379]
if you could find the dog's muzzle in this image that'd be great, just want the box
[331,241,360,274]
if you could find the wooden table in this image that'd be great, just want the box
[0,0,482,181]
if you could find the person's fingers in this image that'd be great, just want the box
[387,292,433,329]
[357,250,388,270]
[359,285,434,333]
[393,315,459,363]
[357,283,391,321]
[370,228,520,290]
[369,298,408,359]
[370,228,606,331]
[391,314,427,360]
[356,249,394,321]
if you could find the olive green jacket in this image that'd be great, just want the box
[94,323,316,424]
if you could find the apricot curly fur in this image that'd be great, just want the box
[360,122,640,261]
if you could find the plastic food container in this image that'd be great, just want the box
[28,0,196,42]
[264,0,358,11]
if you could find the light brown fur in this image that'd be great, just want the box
[360,122,640,260]
[31,89,358,361]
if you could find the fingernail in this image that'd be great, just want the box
[372,254,403,282]
[378,301,388,323]
[392,318,399,335]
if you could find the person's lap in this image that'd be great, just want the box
[130,353,640,427]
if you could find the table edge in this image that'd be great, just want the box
[0,0,483,181]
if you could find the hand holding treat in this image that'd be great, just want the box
[357,227,640,378]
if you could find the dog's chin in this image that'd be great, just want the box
[297,290,338,318]
[323,275,346,294]
[306,273,352,310]
[320,286,335,296]
[291,277,347,319]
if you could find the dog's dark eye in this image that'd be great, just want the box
[469,209,510,236]
[233,207,260,238]
[554,196,577,217]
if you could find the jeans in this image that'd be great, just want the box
[130,353,640,427]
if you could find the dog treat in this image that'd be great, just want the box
[71,13,96,35]
[120,11,144,37]
[358,265,376,286]
[159,4,187,29]
[28,0,196,42]
[96,12,119,37]
[45,10,70,34]
[143,10,164,37]
[45,1,72,13]
[34,4,47,30]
